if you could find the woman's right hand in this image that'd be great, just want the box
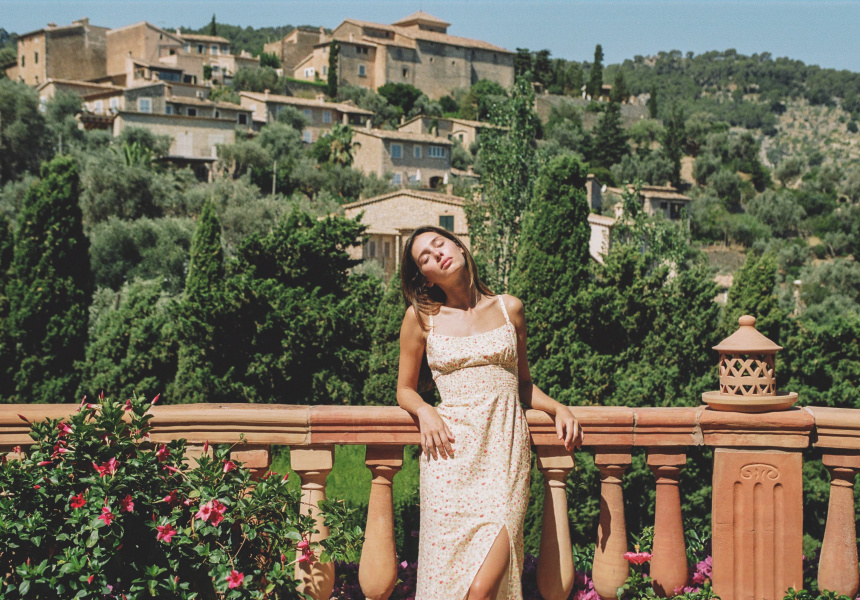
[416,405,455,460]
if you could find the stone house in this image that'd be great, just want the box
[587,213,616,264]
[238,91,373,140]
[36,79,122,109]
[105,22,185,80]
[352,128,453,188]
[171,32,259,85]
[293,11,514,99]
[12,18,108,86]
[397,115,503,150]
[263,27,327,73]
[342,188,468,279]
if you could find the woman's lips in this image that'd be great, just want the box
[441,257,452,269]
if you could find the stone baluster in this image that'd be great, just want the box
[536,445,576,600]
[359,446,404,600]
[648,449,688,597]
[230,444,270,480]
[592,449,632,600]
[817,452,860,597]
[291,446,335,600]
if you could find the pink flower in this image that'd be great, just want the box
[57,422,72,436]
[162,465,180,474]
[87,574,94,584]
[296,539,309,551]
[120,494,134,513]
[226,570,244,589]
[400,560,408,569]
[162,490,180,506]
[623,551,652,565]
[203,440,208,453]
[70,492,86,509]
[98,506,114,526]
[182,497,198,506]
[17,414,29,423]
[222,460,236,473]
[123,399,132,411]
[195,501,213,522]
[155,445,170,462]
[33,485,40,490]
[156,523,176,543]
[692,571,707,585]
[37,460,52,466]
[12,445,20,453]
[93,458,118,477]
[281,472,289,483]
[209,499,227,525]
[151,393,160,405]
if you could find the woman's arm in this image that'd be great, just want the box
[505,295,581,451]
[396,306,455,460]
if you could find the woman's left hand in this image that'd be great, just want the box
[554,404,581,451]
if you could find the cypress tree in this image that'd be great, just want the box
[327,40,339,99]
[723,251,783,341]
[7,156,92,402]
[591,101,629,169]
[208,14,217,37]
[661,103,686,188]
[363,276,404,405]
[0,216,15,399]
[510,154,591,379]
[648,85,659,119]
[170,200,239,403]
[586,44,604,99]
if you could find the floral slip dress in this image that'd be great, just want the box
[416,295,532,600]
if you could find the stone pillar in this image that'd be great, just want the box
[359,446,403,600]
[231,444,271,480]
[536,445,576,600]
[711,448,803,600]
[592,449,632,600]
[291,446,335,600]
[817,452,860,597]
[647,449,688,597]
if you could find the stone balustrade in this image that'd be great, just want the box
[3,403,860,600]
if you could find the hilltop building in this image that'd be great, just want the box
[12,18,109,86]
[342,188,468,279]
[292,11,514,99]
[263,27,327,73]
[238,90,373,140]
[352,127,453,188]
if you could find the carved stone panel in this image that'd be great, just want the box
[712,449,803,600]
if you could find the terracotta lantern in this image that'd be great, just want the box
[702,315,798,412]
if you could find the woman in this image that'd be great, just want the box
[396,225,580,600]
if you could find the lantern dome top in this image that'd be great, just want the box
[713,315,782,354]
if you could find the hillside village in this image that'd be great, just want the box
[1,11,695,275]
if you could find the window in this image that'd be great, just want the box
[323,110,331,124]
[414,146,421,159]
[39,97,46,113]
[304,108,312,118]
[396,49,403,59]
[660,202,668,210]
[187,107,197,117]
[439,215,454,231]
[402,68,408,78]
[303,131,312,143]
[197,44,204,54]
[165,104,174,115]
[211,45,219,55]
[238,113,248,125]
[212,64,220,73]
[304,67,315,77]
[368,241,376,257]
[34,51,38,64]
[391,173,402,185]
[109,97,119,112]
[322,66,328,75]
[94,100,103,114]
[390,143,402,159]
[384,242,390,257]
[138,97,152,113]
[214,110,220,118]
[184,44,190,53]
[428,145,446,158]
[358,64,366,77]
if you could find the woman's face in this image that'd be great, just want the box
[410,231,466,287]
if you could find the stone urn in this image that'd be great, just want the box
[702,315,798,412]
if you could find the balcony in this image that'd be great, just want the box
[3,402,860,600]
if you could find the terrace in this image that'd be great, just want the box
[2,317,858,600]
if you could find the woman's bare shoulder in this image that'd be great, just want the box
[401,305,427,337]
[500,294,525,319]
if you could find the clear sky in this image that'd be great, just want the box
[2,0,859,72]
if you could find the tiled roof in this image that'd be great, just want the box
[606,185,692,202]
[354,128,454,144]
[336,18,511,54]
[37,78,122,93]
[343,189,464,210]
[178,33,230,44]
[240,91,374,116]
[391,11,451,27]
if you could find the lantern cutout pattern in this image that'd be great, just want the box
[702,315,798,413]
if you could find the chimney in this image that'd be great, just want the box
[73,18,89,26]
[264,89,270,98]
[446,183,453,195]
[47,23,57,28]
[365,120,371,130]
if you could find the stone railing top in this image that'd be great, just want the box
[3,403,859,453]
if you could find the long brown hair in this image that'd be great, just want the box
[400,225,494,331]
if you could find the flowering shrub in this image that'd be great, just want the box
[0,395,317,599]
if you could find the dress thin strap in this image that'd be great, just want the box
[498,295,511,325]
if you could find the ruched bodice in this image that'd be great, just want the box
[416,296,531,600]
